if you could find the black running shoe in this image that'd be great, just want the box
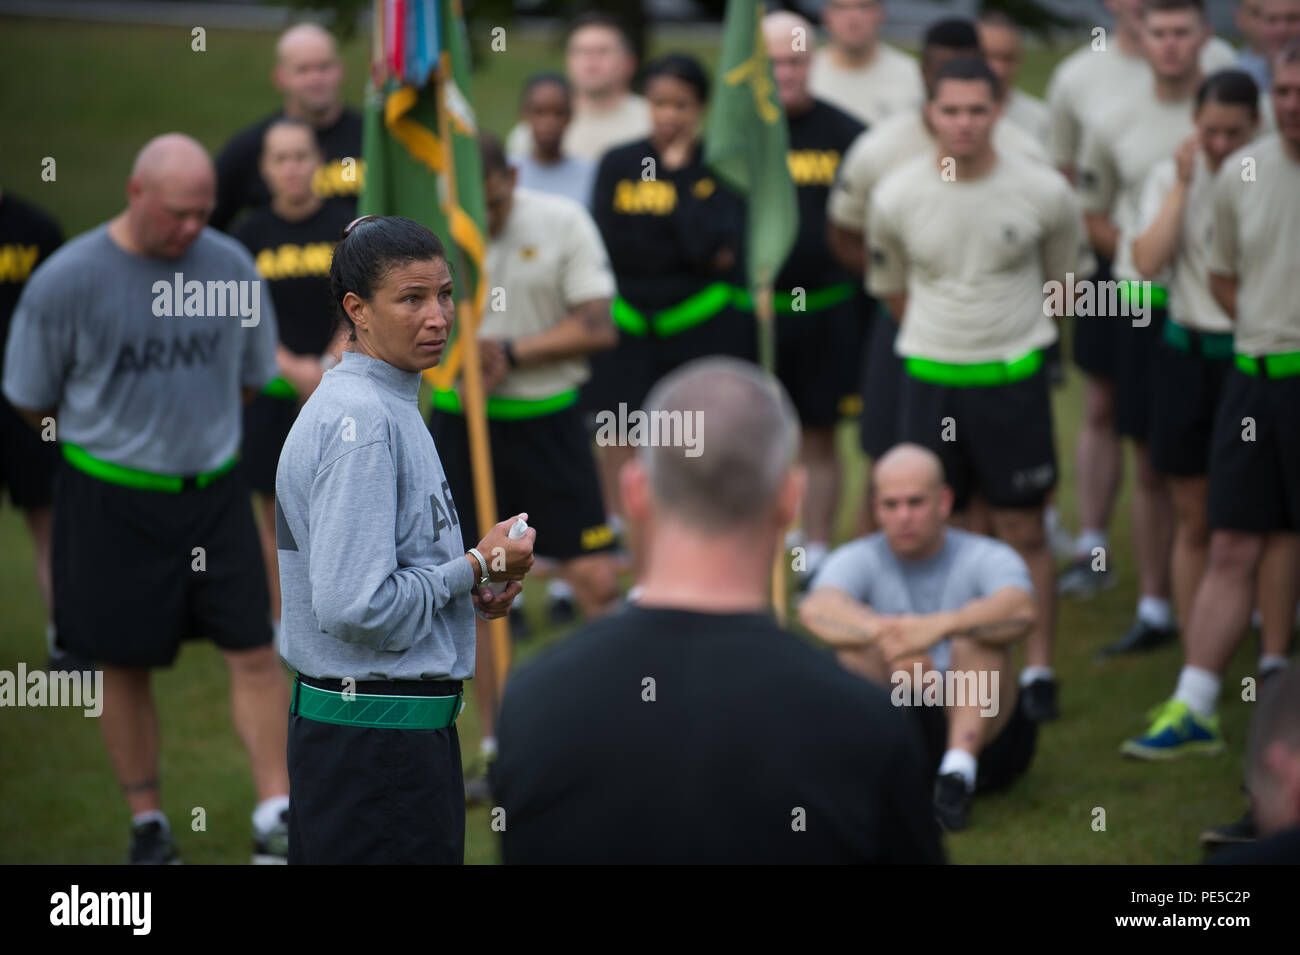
[1021,676,1060,722]
[253,808,289,864]
[128,820,180,865]
[1097,619,1179,658]
[934,773,973,832]
[547,595,577,627]
[1200,810,1257,849]
[1057,556,1114,598]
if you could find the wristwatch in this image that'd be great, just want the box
[468,548,490,590]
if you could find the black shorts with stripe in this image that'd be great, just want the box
[429,403,614,562]
[52,461,271,667]
[776,295,869,429]
[0,394,59,510]
[1207,368,1300,533]
[897,365,1058,511]
[858,302,904,459]
[1149,329,1232,477]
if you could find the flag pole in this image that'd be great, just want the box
[753,272,788,625]
[432,51,513,690]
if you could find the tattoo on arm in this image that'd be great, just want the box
[575,299,613,336]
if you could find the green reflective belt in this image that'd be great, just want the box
[731,282,855,315]
[62,443,238,493]
[1235,351,1300,379]
[1116,280,1169,310]
[431,387,578,420]
[904,349,1044,387]
[292,679,462,730]
[1163,320,1234,359]
[261,375,298,401]
[611,282,734,338]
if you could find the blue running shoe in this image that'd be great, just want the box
[1121,699,1224,760]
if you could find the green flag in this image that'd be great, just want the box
[704,0,798,306]
[359,0,486,392]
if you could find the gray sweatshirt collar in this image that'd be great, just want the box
[337,350,422,402]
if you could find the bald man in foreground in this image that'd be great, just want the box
[492,359,943,863]
[2,134,289,863]
[800,444,1038,832]
[211,22,363,230]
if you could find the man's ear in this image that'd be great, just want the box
[621,457,650,527]
[938,484,954,522]
[777,465,806,530]
[271,65,285,95]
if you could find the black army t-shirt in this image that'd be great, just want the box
[212,107,364,232]
[231,202,354,356]
[493,604,945,864]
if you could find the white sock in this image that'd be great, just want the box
[938,748,977,791]
[252,794,290,833]
[1259,654,1289,678]
[1137,597,1174,629]
[804,542,828,575]
[132,810,168,830]
[626,585,644,604]
[479,736,498,760]
[1075,529,1107,558]
[547,578,574,601]
[1019,665,1054,687]
[1173,666,1220,719]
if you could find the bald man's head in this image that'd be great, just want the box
[764,10,815,113]
[274,22,344,123]
[124,133,215,259]
[872,444,953,559]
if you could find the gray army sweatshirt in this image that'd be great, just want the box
[275,351,477,681]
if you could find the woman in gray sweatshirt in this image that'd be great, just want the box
[275,215,535,864]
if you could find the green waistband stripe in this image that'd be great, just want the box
[293,680,462,729]
[432,387,578,420]
[731,282,855,315]
[62,443,238,493]
[904,349,1044,387]
[1235,351,1300,379]
[1117,280,1168,309]
[1164,321,1234,358]
[262,375,298,401]
[612,282,734,338]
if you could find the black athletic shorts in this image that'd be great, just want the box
[859,303,904,459]
[1149,330,1232,477]
[287,676,465,865]
[51,461,272,667]
[429,403,614,561]
[897,365,1058,511]
[1207,368,1300,533]
[1114,306,1167,440]
[581,306,757,414]
[1072,256,1119,379]
[0,395,59,510]
[776,298,868,428]
[913,689,1037,794]
[241,393,299,495]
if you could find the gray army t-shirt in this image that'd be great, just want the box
[2,224,278,474]
[810,527,1033,671]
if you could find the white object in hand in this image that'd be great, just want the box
[509,518,529,540]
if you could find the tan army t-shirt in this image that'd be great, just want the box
[481,188,616,400]
[1209,134,1300,356]
[867,151,1093,363]
[809,42,926,128]
[828,109,1050,232]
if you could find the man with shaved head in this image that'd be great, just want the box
[760,10,866,586]
[2,133,288,864]
[493,358,943,863]
[802,443,1039,831]
[211,22,362,231]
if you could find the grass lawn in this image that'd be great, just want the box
[0,17,1260,864]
